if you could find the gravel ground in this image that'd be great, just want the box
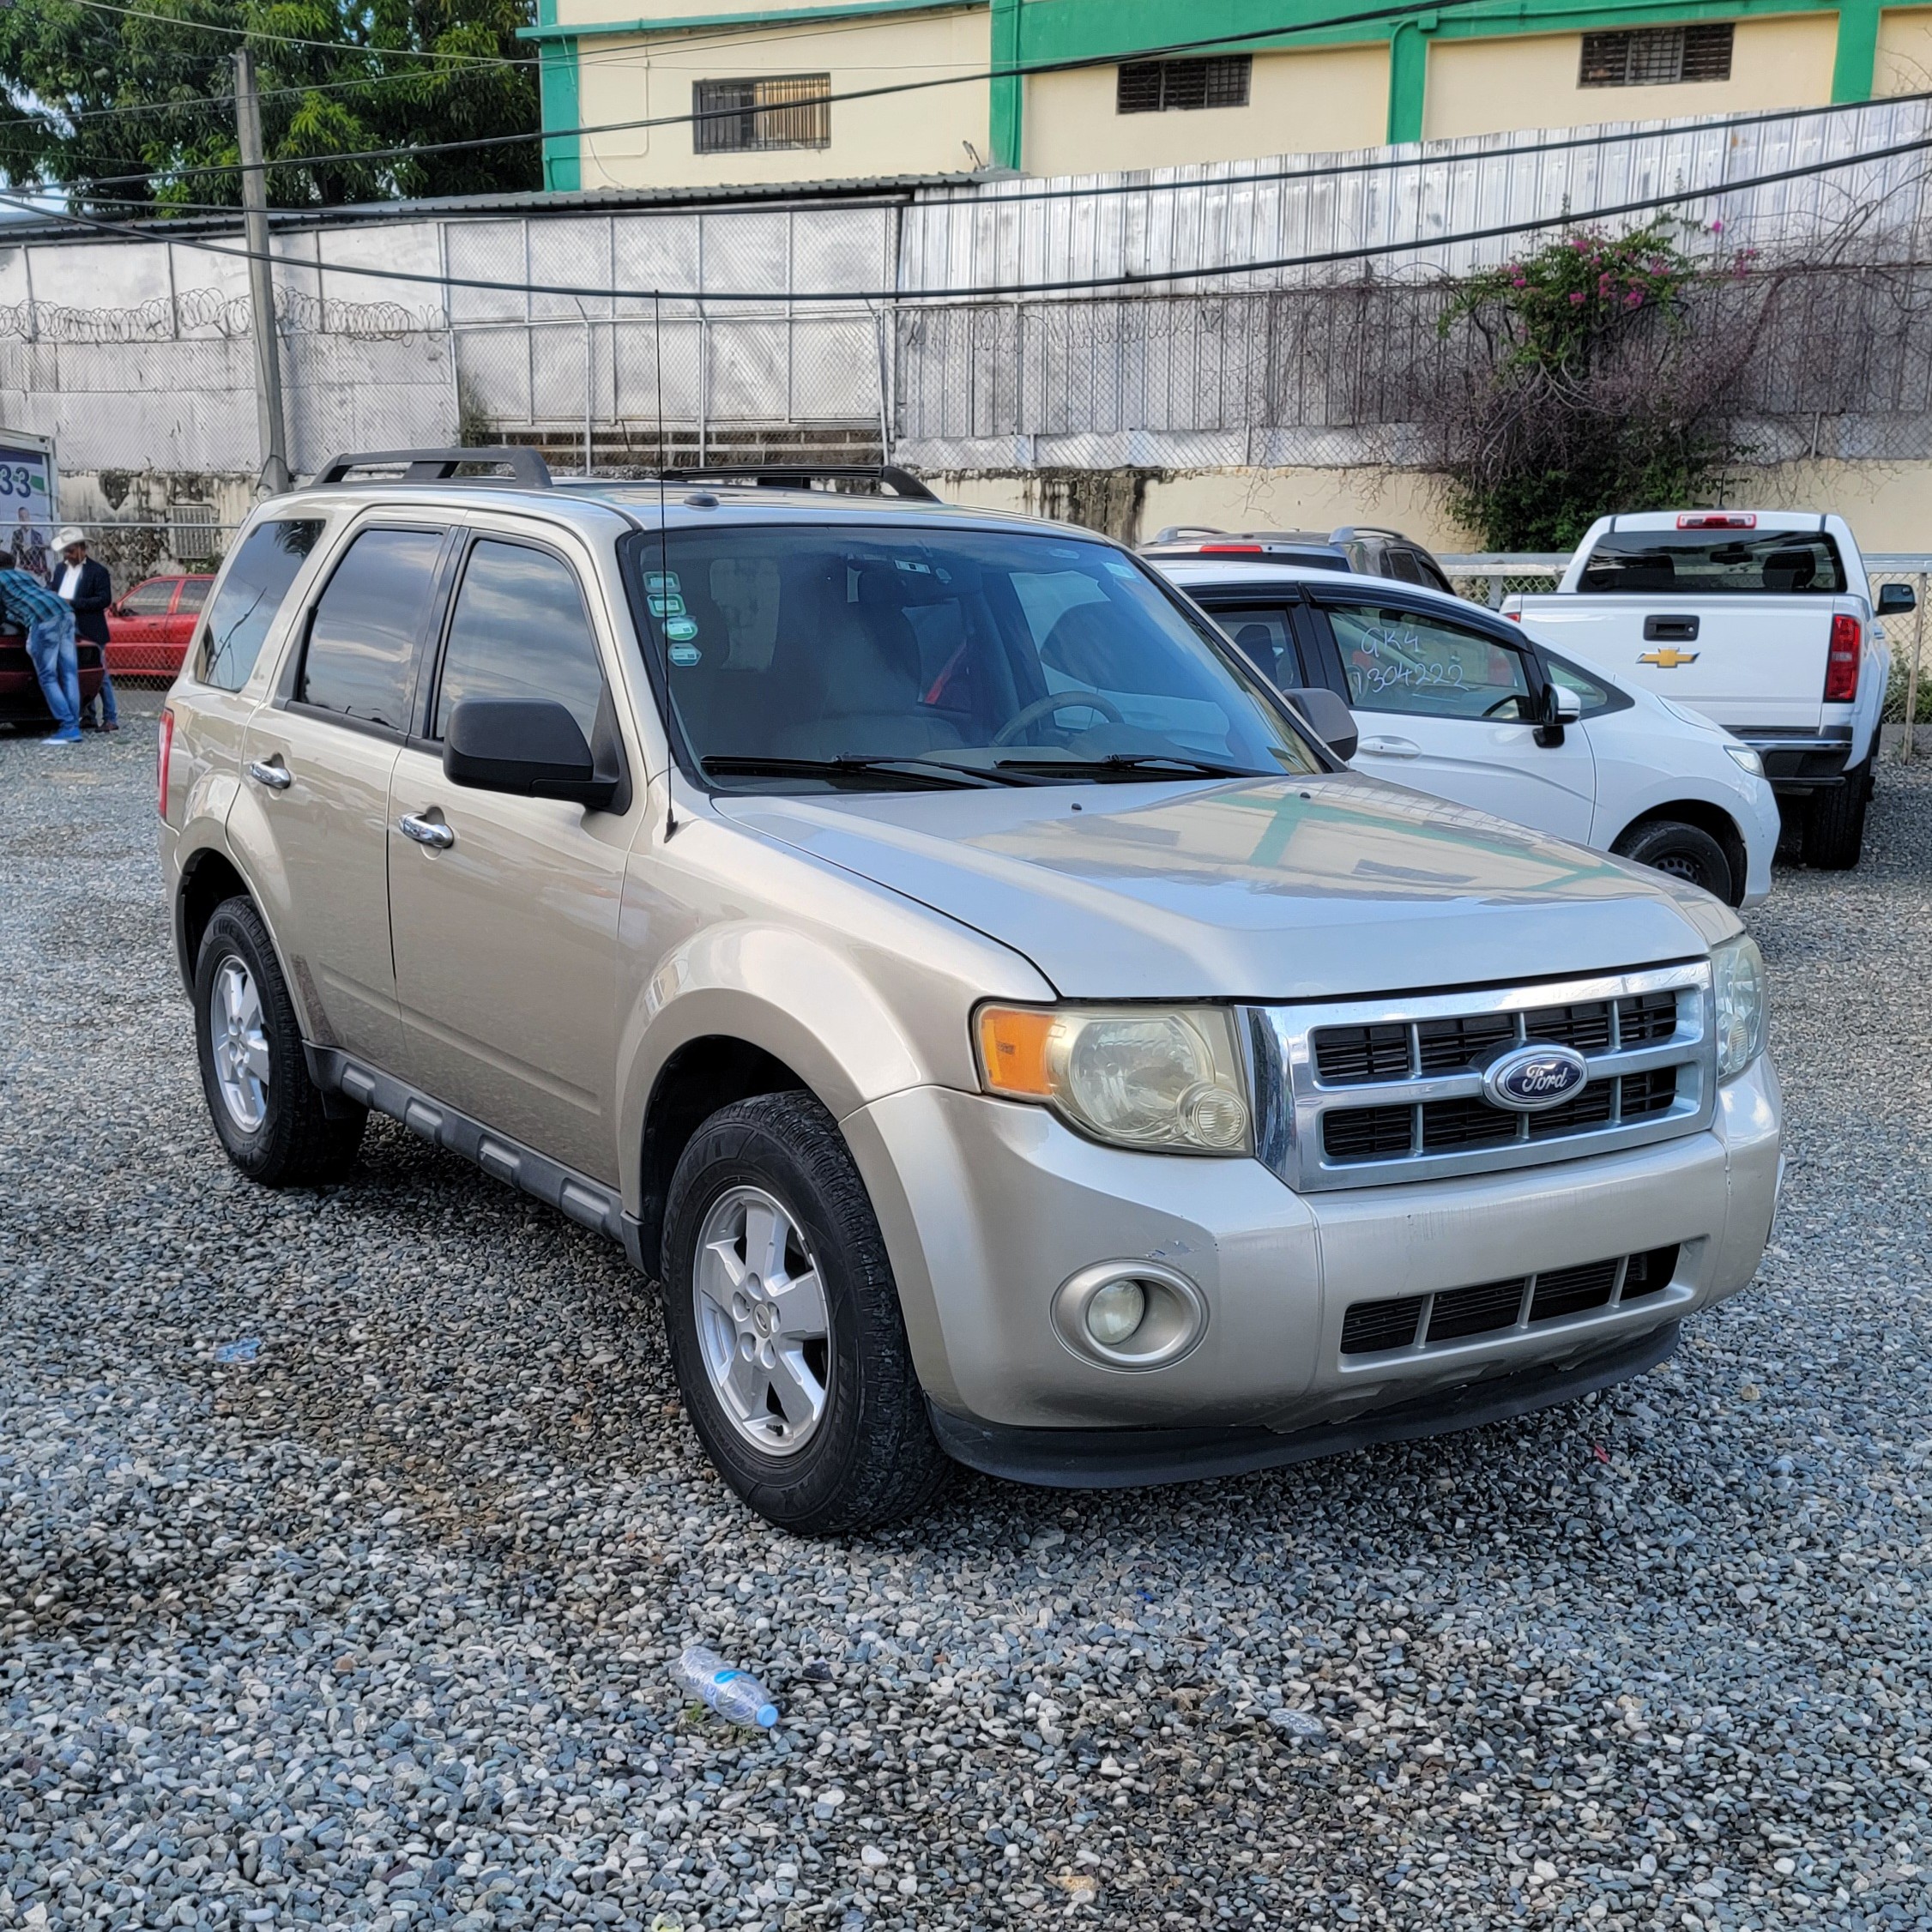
[3,695,1929,1932]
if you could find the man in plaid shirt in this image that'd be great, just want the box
[0,547,81,744]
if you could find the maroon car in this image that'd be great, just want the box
[0,623,106,728]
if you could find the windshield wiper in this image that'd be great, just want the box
[700,753,1006,790]
[991,752,1268,781]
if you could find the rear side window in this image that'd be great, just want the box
[178,579,211,614]
[122,579,176,617]
[196,519,323,691]
[1206,606,1306,690]
[298,527,445,732]
[1579,530,1846,595]
[432,539,606,744]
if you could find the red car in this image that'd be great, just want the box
[0,625,105,728]
[106,573,214,679]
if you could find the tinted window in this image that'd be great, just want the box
[1325,601,1535,720]
[1383,549,1423,584]
[636,527,1324,789]
[1205,605,1305,690]
[122,579,177,616]
[299,527,444,731]
[196,518,324,692]
[433,540,605,744]
[1579,529,1846,595]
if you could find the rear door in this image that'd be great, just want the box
[1192,596,1316,694]
[112,577,178,677]
[1310,591,1597,842]
[386,529,633,1181]
[238,522,452,1071]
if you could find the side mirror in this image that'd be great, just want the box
[1284,685,1359,763]
[444,697,616,808]
[1534,682,1581,746]
[1878,581,1916,615]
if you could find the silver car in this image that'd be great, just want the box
[159,453,1782,1533]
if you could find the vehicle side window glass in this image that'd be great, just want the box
[122,580,176,616]
[433,539,606,745]
[177,580,211,613]
[299,527,444,732]
[1418,558,1456,596]
[196,518,324,692]
[1325,601,1535,720]
[1543,651,1612,715]
[1208,606,1303,690]
[1385,550,1423,584]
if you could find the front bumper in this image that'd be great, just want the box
[842,1054,1780,1454]
[1738,728,1853,794]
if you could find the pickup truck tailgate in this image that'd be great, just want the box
[1512,595,1849,733]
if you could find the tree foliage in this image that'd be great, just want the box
[0,2,540,216]
[1422,221,1757,551]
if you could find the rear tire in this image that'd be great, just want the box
[661,1090,952,1536]
[1612,818,1735,903]
[193,898,365,1186]
[1803,756,1871,870]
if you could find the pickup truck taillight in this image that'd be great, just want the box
[158,705,175,820]
[1825,614,1861,703]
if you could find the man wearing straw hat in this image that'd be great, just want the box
[50,526,117,731]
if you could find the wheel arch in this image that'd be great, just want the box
[1609,800,1748,907]
[175,843,254,993]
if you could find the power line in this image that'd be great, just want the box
[60,0,530,68]
[0,128,1923,306]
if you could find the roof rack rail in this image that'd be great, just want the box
[309,447,553,488]
[655,462,937,501]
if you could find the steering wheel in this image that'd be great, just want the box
[993,690,1126,746]
[1481,693,1529,719]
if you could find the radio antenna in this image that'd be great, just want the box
[654,288,679,841]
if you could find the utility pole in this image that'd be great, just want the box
[234,46,291,494]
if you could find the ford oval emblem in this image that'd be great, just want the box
[1482,1042,1589,1112]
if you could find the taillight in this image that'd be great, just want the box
[1504,610,1522,622]
[1825,614,1860,703]
[1677,512,1756,530]
[158,705,175,819]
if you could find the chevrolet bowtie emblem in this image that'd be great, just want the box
[1638,647,1700,668]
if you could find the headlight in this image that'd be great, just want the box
[1724,742,1764,778]
[975,1004,1253,1155]
[1711,933,1768,1080]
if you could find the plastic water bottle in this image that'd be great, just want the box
[672,1644,778,1730]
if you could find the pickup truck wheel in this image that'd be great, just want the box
[1803,757,1870,869]
[1611,819,1734,903]
[661,1091,952,1536]
[193,898,365,1186]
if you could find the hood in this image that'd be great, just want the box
[715,773,1729,999]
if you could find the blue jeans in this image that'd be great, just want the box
[91,652,118,728]
[24,609,79,735]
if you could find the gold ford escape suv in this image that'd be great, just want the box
[158,450,1782,1534]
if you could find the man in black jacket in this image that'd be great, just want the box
[50,527,115,730]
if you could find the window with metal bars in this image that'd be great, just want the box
[1116,55,1252,113]
[1579,23,1733,87]
[693,74,832,153]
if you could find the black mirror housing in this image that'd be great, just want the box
[444,697,616,807]
[1284,685,1359,763]
[1878,581,1917,615]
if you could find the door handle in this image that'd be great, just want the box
[1357,735,1420,758]
[246,758,292,791]
[399,813,455,850]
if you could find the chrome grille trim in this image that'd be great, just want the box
[1247,961,1715,1192]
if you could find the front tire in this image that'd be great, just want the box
[1612,818,1736,903]
[1803,756,1871,870]
[661,1091,952,1535]
[193,898,365,1186]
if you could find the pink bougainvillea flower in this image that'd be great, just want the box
[1568,290,1585,304]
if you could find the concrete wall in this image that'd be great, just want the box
[1020,45,1392,177]
[567,3,993,190]
[1876,6,1932,89]
[1424,15,1838,142]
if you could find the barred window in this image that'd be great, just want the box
[1579,23,1733,87]
[693,74,831,153]
[1116,56,1252,113]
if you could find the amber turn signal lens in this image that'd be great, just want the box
[976,1005,1058,1098]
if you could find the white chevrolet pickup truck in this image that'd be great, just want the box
[1504,511,1911,868]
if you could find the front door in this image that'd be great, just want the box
[238,522,450,1069]
[1313,595,1597,844]
[386,534,631,1181]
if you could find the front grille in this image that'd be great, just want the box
[1260,963,1713,1192]
[1322,1069,1680,1162]
[1339,1245,1681,1355]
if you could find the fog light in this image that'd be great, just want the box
[1084,1277,1146,1346]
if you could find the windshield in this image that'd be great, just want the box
[1578,529,1847,595]
[626,525,1324,790]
